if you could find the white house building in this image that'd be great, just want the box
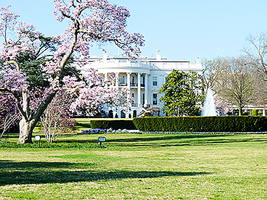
[80,51,203,118]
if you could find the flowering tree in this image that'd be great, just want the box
[0,1,144,144]
[70,72,131,117]
[213,94,233,115]
[0,92,21,139]
[211,56,256,116]
[39,89,75,143]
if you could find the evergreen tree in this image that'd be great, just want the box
[159,70,204,116]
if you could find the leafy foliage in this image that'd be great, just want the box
[0,2,144,143]
[158,70,204,116]
[133,116,267,132]
[252,109,258,116]
[90,119,136,130]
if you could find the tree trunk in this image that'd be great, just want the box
[16,86,56,144]
[238,104,242,116]
[17,118,36,144]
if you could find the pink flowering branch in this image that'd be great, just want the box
[0,1,144,144]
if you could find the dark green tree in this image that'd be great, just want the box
[158,70,204,116]
[9,33,79,89]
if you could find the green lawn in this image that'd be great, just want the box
[0,133,266,199]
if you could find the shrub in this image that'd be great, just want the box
[242,112,248,115]
[133,116,267,132]
[252,109,258,116]
[144,112,151,117]
[90,119,136,130]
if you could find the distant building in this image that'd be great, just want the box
[80,51,203,118]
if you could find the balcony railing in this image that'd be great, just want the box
[129,82,145,87]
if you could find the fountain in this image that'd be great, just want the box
[201,88,217,116]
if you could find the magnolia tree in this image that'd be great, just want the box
[213,94,233,115]
[40,90,75,143]
[69,71,130,116]
[0,92,21,139]
[0,1,144,144]
[28,87,75,143]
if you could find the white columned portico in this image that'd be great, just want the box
[137,73,141,107]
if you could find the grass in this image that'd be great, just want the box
[0,132,266,199]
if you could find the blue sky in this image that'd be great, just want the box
[1,0,267,61]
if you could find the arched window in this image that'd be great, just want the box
[108,110,113,118]
[133,110,137,118]
[121,110,125,118]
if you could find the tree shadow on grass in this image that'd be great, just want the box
[0,160,82,169]
[0,160,211,185]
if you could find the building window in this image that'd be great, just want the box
[131,93,135,106]
[120,76,125,85]
[153,76,157,86]
[153,94,157,105]
[140,76,144,87]
[141,93,145,105]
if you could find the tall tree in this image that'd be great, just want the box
[211,56,256,116]
[158,70,204,116]
[202,57,225,92]
[0,2,144,144]
[243,33,267,105]
[243,33,267,76]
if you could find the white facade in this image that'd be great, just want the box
[81,51,203,118]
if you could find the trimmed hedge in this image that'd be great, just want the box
[90,119,136,130]
[133,116,267,132]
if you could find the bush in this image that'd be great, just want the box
[252,109,258,116]
[144,112,151,117]
[90,119,136,130]
[242,112,248,115]
[133,116,267,132]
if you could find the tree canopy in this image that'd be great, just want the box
[0,1,144,143]
[158,70,204,116]
[204,56,257,116]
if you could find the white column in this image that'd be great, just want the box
[118,109,121,118]
[127,72,131,118]
[138,73,141,107]
[263,109,266,116]
[147,74,151,105]
[145,73,148,107]
[127,72,131,91]
[115,72,119,88]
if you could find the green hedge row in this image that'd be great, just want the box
[133,116,267,132]
[90,119,136,130]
